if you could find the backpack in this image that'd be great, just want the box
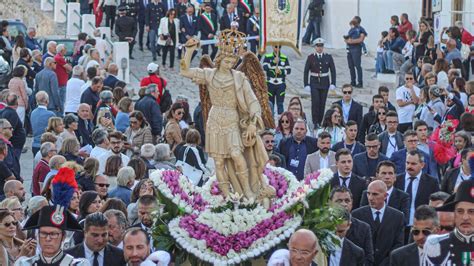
[159,77,172,114]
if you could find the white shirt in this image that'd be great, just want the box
[341,100,352,123]
[329,240,343,266]
[402,41,413,58]
[84,243,105,266]
[456,167,470,189]
[319,151,329,169]
[97,151,130,174]
[437,71,449,89]
[396,85,420,124]
[404,171,422,226]
[386,186,394,202]
[337,171,352,187]
[371,203,386,222]
[386,132,398,158]
[64,77,86,114]
[95,37,109,61]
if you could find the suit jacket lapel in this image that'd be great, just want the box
[414,175,426,206]
[340,239,350,265]
[103,245,109,265]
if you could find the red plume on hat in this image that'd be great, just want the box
[52,167,78,208]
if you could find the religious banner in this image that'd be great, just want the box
[259,0,305,54]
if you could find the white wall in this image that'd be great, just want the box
[318,0,422,51]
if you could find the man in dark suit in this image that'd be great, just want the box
[333,84,363,127]
[76,104,94,147]
[178,5,198,59]
[331,120,366,156]
[378,111,404,158]
[330,186,374,266]
[358,94,384,143]
[129,195,158,252]
[330,148,367,208]
[115,5,138,58]
[219,3,239,31]
[378,85,397,112]
[390,130,437,177]
[198,3,218,60]
[353,133,388,182]
[102,64,120,88]
[360,160,410,224]
[328,208,365,266]
[389,205,440,266]
[278,119,317,180]
[65,212,126,266]
[394,150,439,240]
[163,0,176,12]
[352,180,405,266]
[246,8,260,54]
[441,148,473,194]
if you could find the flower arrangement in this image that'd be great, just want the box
[429,119,459,164]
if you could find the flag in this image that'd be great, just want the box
[259,0,305,54]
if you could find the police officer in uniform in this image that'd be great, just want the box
[263,45,291,115]
[15,205,87,266]
[303,38,336,129]
[119,0,139,18]
[115,5,138,59]
[145,0,165,61]
[421,180,474,266]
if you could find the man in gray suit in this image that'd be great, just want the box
[304,131,337,176]
[34,57,62,116]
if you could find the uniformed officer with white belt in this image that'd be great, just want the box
[303,38,336,129]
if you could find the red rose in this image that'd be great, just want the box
[447,126,454,132]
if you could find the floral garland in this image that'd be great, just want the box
[170,212,302,264]
[304,168,334,192]
[429,119,459,164]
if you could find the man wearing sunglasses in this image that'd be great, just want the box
[303,38,336,128]
[260,130,285,168]
[332,84,362,126]
[395,72,420,133]
[390,205,439,266]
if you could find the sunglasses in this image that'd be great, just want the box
[342,91,352,94]
[3,221,18,227]
[412,229,432,236]
[95,183,110,188]
[176,111,184,115]
[405,77,414,80]
[378,112,386,115]
[265,140,275,144]
[280,120,289,124]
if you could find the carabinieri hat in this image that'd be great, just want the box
[436,180,474,212]
[23,167,81,231]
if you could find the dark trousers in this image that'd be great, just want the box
[162,45,176,68]
[268,83,286,114]
[202,43,218,60]
[138,20,148,48]
[32,147,40,157]
[398,122,412,133]
[303,17,322,44]
[347,46,363,85]
[104,5,116,30]
[310,87,329,127]
[249,40,259,54]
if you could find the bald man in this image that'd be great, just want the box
[103,63,121,88]
[444,38,462,64]
[3,180,25,202]
[268,229,318,266]
[352,180,404,266]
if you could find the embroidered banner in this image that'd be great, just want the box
[260,0,305,54]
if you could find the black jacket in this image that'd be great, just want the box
[103,75,119,89]
[360,187,410,225]
[115,15,138,41]
[333,99,363,127]
[441,167,461,194]
[303,53,336,88]
[358,110,376,143]
[389,242,420,266]
[328,238,364,266]
[346,217,374,266]
[135,95,163,136]
[65,243,126,266]
[76,118,94,147]
[330,173,367,208]
[145,2,165,30]
[0,107,26,149]
[277,136,317,180]
[394,173,439,217]
[352,206,405,266]
[378,131,404,156]
[352,152,389,181]
[331,141,366,156]
[80,87,100,115]
[198,12,218,39]
[16,58,36,89]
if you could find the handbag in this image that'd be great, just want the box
[176,146,208,185]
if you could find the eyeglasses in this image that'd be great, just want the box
[265,140,275,144]
[3,221,18,227]
[289,248,313,256]
[342,91,352,95]
[378,112,386,115]
[411,229,432,236]
[95,183,110,188]
[405,77,414,80]
[177,111,184,115]
[280,120,289,124]
[39,231,62,239]
[406,139,418,143]
[439,225,454,231]
[387,121,398,124]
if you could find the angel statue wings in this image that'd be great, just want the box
[180,29,275,203]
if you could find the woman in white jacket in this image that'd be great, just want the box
[158,9,180,70]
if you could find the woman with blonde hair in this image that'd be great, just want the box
[0,210,35,265]
[76,157,99,191]
[60,137,85,165]
[96,107,115,133]
[46,117,65,151]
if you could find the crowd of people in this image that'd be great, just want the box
[0,0,473,265]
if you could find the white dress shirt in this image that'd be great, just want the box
[341,100,352,123]
[404,171,422,226]
[455,167,470,189]
[319,151,329,169]
[386,133,398,158]
[370,203,386,222]
[329,239,343,266]
[337,171,352,187]
[84,243,105,266]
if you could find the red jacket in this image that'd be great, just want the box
[32,159,50,196]
[398,21,413,41]
[461,29,474,46]
[140,74,168,104]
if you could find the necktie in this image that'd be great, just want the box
[189,16,192,25]
[318,54,322,60]
[374,211,381,229]
[406,176,417,202]
[340,177,349,187]
[93,252,99,266]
